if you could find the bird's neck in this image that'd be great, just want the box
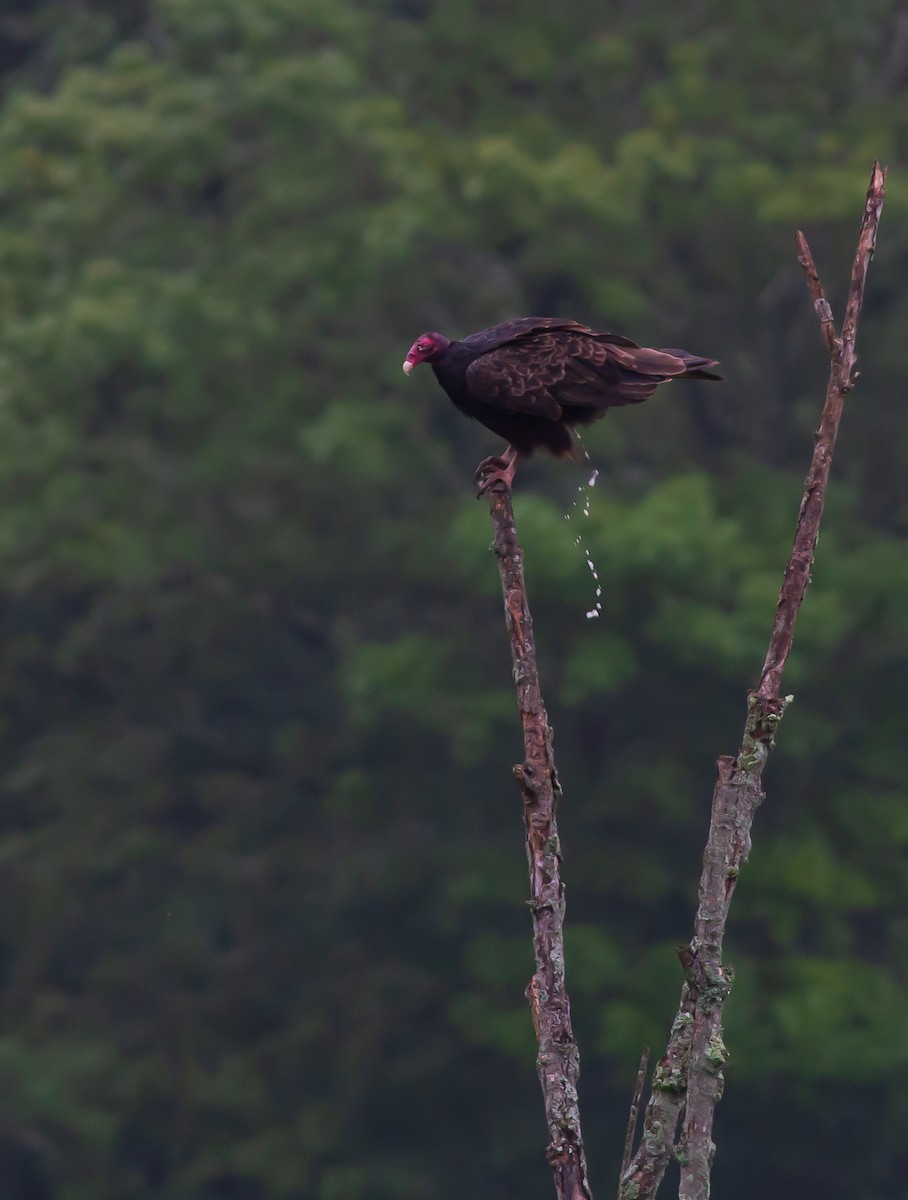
[431,342,477,407]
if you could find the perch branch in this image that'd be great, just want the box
[485,483,593,1200]
[618,160,886,1200]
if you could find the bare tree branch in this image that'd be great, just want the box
[621,1047,651,1180]
[757,165,885,706]
[619,160,886,1200]
[484,484,593,1200]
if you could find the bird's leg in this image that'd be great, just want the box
[474,445,519,496]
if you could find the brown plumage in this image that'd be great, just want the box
[402,317,721,490]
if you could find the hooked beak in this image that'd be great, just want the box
[402,359,414,375]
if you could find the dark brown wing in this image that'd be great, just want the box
[458,316,640,353]
[465,329,704,417]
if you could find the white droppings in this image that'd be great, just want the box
[564,434,603,620]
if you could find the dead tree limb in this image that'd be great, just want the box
[618,160,886,1200]
[621,1047,651,1180]
[484,483,593,1200]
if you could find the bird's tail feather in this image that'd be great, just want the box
[658,349,723,381]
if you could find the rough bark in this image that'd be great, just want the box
[618,160,886,1200]
[485,483,593,1200]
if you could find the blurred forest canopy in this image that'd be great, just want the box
[0,1,907,1197]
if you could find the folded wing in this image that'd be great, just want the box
[465,328,717,418]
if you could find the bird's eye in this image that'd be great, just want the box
[418,340,431,351]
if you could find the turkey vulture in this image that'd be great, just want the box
[402,317,721,490]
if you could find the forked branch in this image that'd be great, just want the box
[618,160,886,1200]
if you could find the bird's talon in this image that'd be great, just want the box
[474,451,518,497]
[475,474,511,498]
[473,455,508,485]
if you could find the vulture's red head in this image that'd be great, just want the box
[402,331,450,374]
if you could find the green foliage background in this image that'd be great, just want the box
[0,1,907,1196]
